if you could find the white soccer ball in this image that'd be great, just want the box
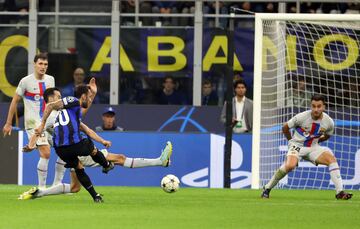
[161,174,180,193]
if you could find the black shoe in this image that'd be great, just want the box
[94,194,104,203]
[335,191,353,200]
[102,162,115,174]
[261,187,271,199]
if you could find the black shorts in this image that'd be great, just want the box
[54,138,95,168]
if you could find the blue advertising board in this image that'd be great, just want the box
[22,132,360,190]
[22,132,253,188]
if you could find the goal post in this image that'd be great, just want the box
[252,13,360,190]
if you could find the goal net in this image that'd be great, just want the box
[252,14,360,190]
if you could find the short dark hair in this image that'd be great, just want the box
[34,52,48,63]
[203,79,212,86]
[74,85,90,98]
[233,79,247,89]
[311,94,326,105]
[43,87,60,103]
[163,76,174,84]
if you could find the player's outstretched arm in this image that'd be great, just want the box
[36,99,64,135]
[318,134,331,143]
[282,123,292,141]
[2,94,21,136]
[82,77,97,117]
[88,77,97,97]
[79,122,111,148]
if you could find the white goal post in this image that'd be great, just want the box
[252,13,360,189]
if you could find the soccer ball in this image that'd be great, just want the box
[161,174,180,193]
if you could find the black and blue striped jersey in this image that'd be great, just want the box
[53,96,83,147]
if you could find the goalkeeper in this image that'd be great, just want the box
[262,94,352,200]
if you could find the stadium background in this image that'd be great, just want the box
[0,0,359,190]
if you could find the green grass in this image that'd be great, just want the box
[0,185,359,229]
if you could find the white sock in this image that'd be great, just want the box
[53,157,66,186]
[265,164,287,190]
[123,157,162,168]
[37,183,71,197]
[37,158,49,189]
[329,162,343,194]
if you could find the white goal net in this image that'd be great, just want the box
[252,14,360,190]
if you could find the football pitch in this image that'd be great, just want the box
[0,185,359,229]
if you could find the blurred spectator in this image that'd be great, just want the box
[121,0,153,26]
[345,3,359,14]
[202,79,218,106]
[233,72,253,100]
[241,2,251,12]
[152,1,180,26]
[0,0,31,23]
[287,3,297,13]
[139,1,153,26]
[316,3,348,14]
[179,2,195,26]
[157,76,187,105]
[287,77,312,108]
[203,1,228,28]
[119,76,152,104]
[119,77,137,104]
[300,3,319,13]
[93,76,110,104]
[221,79,253,133]
[134,77,156,104]
[231,2,254,28]
[264,3,277,13]
[121,0,136,25]
[62,67,86,97]
[95,107,124,131]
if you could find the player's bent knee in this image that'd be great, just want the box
[90,149,96,156]
[116,154,126,164]
[90,147,99,156]
[327,155,337,164]
[328,159,337,165]
[38,146,51,159]
[318,151,336,165]
[285,156,298,172]
[117,154,126,160]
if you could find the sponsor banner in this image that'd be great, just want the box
[1,26,358,103]
[22,132,252,188]
[76,28,255,97]
[21,132,360,189]
[283,22,360,74]
[76,28,255,78]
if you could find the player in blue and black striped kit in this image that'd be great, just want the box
[35,85,114,203]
